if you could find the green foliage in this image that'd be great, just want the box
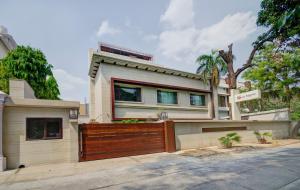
[0,46,60,99]
[254,131,272,144]
[218,132,241,148]
[291,99,300,120]
[0,63,13,93]
[196,50,227,87]
[243,43,300,112]
[256,0,300,47]
[121,119,140,123]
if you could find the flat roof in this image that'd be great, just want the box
[5,97,80,108]
[89,50,204,81]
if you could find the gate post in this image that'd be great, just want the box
[163,120,176,153]
[78,124,84,162]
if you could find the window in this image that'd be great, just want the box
[114,85,141,102]
[190,94,206,106]
[218,95,227,107]
[157,90,177,104]
[26,118,62,140]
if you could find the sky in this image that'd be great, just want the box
[0,0,265,103]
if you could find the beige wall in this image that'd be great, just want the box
[242,109,290,120]
[3,107,78,169]
[92,63,212,122]
[174,120,290,150]
[9,80,36,99]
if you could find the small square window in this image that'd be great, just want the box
[26,118,62,140]
[218,96,227,107]
[190,94,206,106]
[157,90,178,104]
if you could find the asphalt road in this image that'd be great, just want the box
[1,143,300,190]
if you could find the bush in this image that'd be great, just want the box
[254,131,272,144]
[121,119,140,123]
[218,132,241,148]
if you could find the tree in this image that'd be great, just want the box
[196,50,227,118]
[243,43,300,113]
[196,50,227,87]
[218,132,241,148]
[0,45,60,99]
[0,62,13,94]
[219,1,300,89]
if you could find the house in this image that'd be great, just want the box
[88,43,230,122]
[0,79,79,170]
[0,26,17,59]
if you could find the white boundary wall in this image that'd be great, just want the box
[174,120,290,150]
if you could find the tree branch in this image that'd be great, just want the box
[218,44,233,64]
[235,29,275,77]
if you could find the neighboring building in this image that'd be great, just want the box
[0,26,17,59]
[0,79,79,170]
[78,103,89,124]
[88,43,229,122]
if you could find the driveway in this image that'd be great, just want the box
[1,143,300,190]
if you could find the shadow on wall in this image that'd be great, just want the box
[273,111,289,120]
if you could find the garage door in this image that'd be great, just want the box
[79,122,169,161]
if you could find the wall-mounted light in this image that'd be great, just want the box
[69,108,79,119]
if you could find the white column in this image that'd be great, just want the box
[0,91,7,171]
[230,89,241,120]
[89,78,96,121]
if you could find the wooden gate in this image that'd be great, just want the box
[79,121,175,161]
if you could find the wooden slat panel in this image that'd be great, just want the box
[79,122,166,161]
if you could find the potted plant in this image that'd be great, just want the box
[254,131,272,144]
[218,132,241,148]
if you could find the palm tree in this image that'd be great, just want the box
[218,132,241,148]
[196,50,227,86]
[196,50,227,119]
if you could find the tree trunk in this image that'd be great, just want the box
[209,79,216,119]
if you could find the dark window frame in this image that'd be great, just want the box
[26,118,63,141]
[190,94,206,106]
[157,90,178,105]
[114,85,142,102]
[218,95,227,107]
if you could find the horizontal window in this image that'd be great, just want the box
[157,90,177,104]
[190,94,206,106]
[115,85,141,102]
[26,118,62,140]
[218,95,227,107]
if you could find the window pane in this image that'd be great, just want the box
[218,96,227,107]
[115,85,141,102]
[27,119,44,139]
[190,94,205,106]
[46,120,61,138]
[27,118,62,140]
[157,90,177,104]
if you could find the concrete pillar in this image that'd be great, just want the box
[230,89,241,120]
[0,91,7,171]
[89,78,95,121]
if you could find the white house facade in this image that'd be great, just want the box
[88,43,230,122]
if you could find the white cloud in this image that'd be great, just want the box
[96,20,120,37]
[160,0,194,29]
[158,10,256,62]
[53,69,87,101]
[143,34,158,42]
[196,12,257,51]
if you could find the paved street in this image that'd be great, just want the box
[1,143,300,190]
